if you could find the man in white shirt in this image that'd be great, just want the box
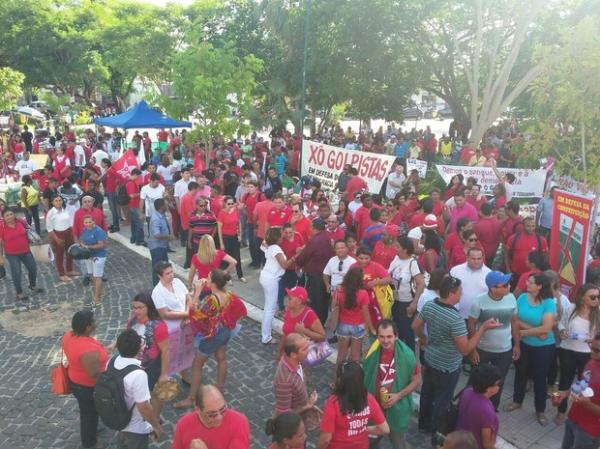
[114,329,162,448]
[385,163,406,200]
[92,146,109,167]
[74,139,87,169]
[14,151,37,178]
[323,240,356,293]
[174,167,193,206]
[450,247,491,319]
[140,174,166,227]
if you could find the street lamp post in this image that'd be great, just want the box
[299,0,311,138]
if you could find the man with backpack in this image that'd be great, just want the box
[504,217,548,291]
[95,329,162,449]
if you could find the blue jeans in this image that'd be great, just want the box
[106,192,119,228]
[562,419,600,449]
[70,382,99,448]
[25,204,41,235]
[130,208,144,244]
[513,342,556,412]
[6,251,37,295]
[150,247,169,285]
[240,211,248,245]
[418,363,460,435]
[246,224,261,265]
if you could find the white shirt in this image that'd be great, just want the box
[140,184,166,217]
[46,207,73,232]
[156,165,174,183]
[92,149,109,165]
[348,200,362,216]
[261,244,285,279]
[174,178,191,200]
[388,256,421,302]
[74,145,86,167]
[113,356,152,434]
[323,255,356,291]
[505,182,514,201]
[14,159,36,177]
[450,262,491,319]
[559,302,592,353]
[386,172,406,200]
[152,278,188,332]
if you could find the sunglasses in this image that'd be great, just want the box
[589,295,600,301]
[292,209,301,213]
[468,238,478,242]
[226,202,234,206]
[203,404,228,419]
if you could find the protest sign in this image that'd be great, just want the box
[301,140,396,193]
[549,189,594,298]
[435,165,548,198]
[549,174,600,224]
[167,324,195,375]
[519,204,538,220]
[406,159,428,178]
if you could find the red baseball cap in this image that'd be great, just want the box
[285,286,309,303]
[422,214,438,229]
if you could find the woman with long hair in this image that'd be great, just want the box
[506,273,557,426]
[419,228,442,273]
[217,196,245,283]
[265,412,307,449]
[443,174,465,201]
[187,235,236,289]
[46,195,77,283]
[317,361,389,449]
[127,292,170,416]
[334,267,375,369]
[554,283,600,425]
[175,269,247,409]
[336,199,352,230]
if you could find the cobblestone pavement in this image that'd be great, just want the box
[0,239,437,449]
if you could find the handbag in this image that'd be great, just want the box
[303,341,334,366]
[31,243,54,263]
[51,344,71,396]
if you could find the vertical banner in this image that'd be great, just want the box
[301,140,396,193]
[167,324,195,375]
[549,189,594,297]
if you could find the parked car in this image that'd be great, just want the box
[402,106,424,120]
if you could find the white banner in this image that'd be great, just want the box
[406,159,428,178]
[550,174,600,224]
[519,204,538,220]
[301,140,396,193]
[435,165,548,198]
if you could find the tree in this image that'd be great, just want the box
[0,67,24,111]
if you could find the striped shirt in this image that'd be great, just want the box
[273,358,308,414]
[188,211,216,244]
[419,300,467,372]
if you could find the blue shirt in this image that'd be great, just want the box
[395,142,409,158]
[81,226,107,258]
[148,211,170,250]
[275,154,287,176]
[537,197,554,229]
[516,293,556,346]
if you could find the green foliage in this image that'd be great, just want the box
[0,67,24,111]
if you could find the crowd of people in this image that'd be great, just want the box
[1,121,600,449]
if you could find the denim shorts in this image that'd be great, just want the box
[336,322,365,339]
[193,326,232,357]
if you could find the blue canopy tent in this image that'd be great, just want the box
[94,100,192,129]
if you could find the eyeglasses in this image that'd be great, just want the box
[226,202,234,206]
[468,238,478,242]
[203,404,228,419]
[292,209,300,213]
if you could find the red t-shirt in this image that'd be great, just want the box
[506,233,548,274]
[418,248,440,273]
[372,241,397,270]
[254,200,275,239]
[104,167,117,194]
[179,192,195,230]
[12,142,24,154]
[475,216,503,259]
[337,288,369,325]
[517,269,540,292]
[191,250,227,280]
[409,212,425,229]
[467,195,487,212]
[327,226,346,243]
[157,130,169,142]
[501,216,523,243]
[293,216,312,243]
[268,206,292,228]
[351,261,389,289]
[172,409,250,449]
[376,348,421,393]
[210,195,224,219]
[282,306,318,336]
[345,176,368,201]
[320,393,386,449]
[127,319,168,361]
[241,192,264,225]
[568,359,600,437]
[62,331,108,387]
[444,233,461,255]
[0,219,30,255]
[126,180,140,208]
[280,232,305,270]
[217,209,240,236]
[354,206,371,241]
[72,207,107,238]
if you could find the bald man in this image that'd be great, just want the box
[171,385,250,449]
[273,333,317,416]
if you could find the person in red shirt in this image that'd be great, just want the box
[11,134,25,159]
[354,194,373,241]
[100,159,120,232]
[217,196,245,282]
[556,332,600,448]
[345,167,368,201]
[278,223,305,310]
[253,189,275,243]
[72,195,107,240]
[467,184,487,212]
[172,385,250,449]
[180,182,200,268]
[504,217,548,288]
[139,162,165,186]
[291,203,312,243]
[240,179,264,267]
[267,193,292,230]
[501,201,523,243]
[513,251,549,298]
[209,185,224,219]
[317,361,389,449]
[326,214,345,243]
[127,169,145,245]
[371,225,399,270]
[475,203,503,267]
[188,234,236,288]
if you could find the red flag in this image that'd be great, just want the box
[112,150,139,182]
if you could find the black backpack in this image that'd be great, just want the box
[116,184,130,206]
[508,231,543,260]
[94,357,142,430]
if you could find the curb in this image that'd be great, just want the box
[108,232,518,449]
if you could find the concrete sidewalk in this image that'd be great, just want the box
[110,221,565,449]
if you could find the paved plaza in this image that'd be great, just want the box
[0,225,567,449]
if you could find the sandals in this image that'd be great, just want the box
[59,276,73,283]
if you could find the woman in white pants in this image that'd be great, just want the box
[260,227,296,344]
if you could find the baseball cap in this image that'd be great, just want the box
[385,224,400,238]
[407,227,423,240]
[285,286,309,303]
[485,271,512,288]
[422,214,438,229]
